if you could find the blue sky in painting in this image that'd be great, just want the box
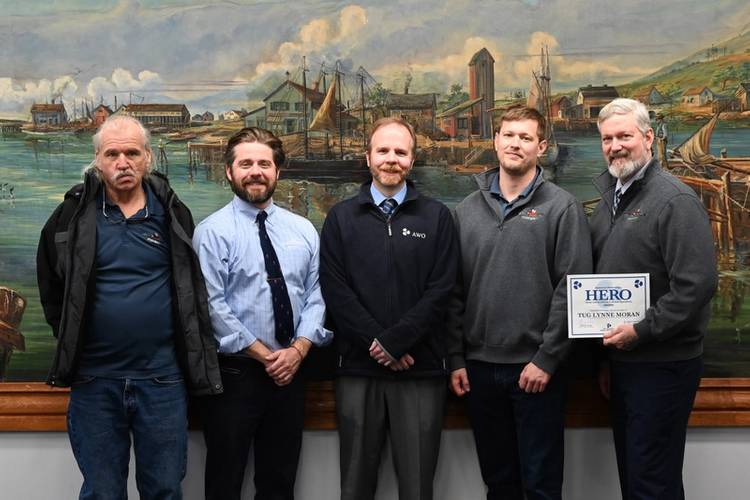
[0,0,748,117]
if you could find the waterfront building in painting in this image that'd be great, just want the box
[30,102,68,126]
[118,103,190,127]
[222,109,246,121]
[632,86,670,106]
[92,104,113,126]
[437,47,495,139]
[573,84,620,119]
[551,96,572,119]
[735,83,750,111]
[202,111,215,122]
[384,92,437,133]
[246,77,358,136]
[437,97,483,139]
[682,86,716,107]
[468,47,495,138]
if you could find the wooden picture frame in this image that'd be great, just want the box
[1,378,749,431]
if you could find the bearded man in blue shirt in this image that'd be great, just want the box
[193,127,330,500]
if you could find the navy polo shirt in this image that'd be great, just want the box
[78,183,178,378]
[489,167,540,217]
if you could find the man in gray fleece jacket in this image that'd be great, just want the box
[590,98,717,500]
[447,105,592,500]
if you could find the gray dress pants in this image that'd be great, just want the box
[336,375,447,500]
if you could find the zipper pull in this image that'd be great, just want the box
[388,220,392,237]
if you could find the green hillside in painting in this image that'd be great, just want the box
[619,29,750,101]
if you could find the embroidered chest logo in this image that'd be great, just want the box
[521,208,543,221]
[624,209,645,221]
[402,227,427,239]
[145,232,163,245]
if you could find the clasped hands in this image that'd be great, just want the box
[369,340,414,371]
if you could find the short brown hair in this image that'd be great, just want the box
[367,117,417,156]
[495,105,547,142]
[224,127,286,168]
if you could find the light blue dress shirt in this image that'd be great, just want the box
[370,182,407,206]
[193,196,331,353]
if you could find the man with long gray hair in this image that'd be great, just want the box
[37,115,222,499]
[590,98,717,500]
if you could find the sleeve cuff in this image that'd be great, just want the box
[531,349,560,375]
[633,320,653,344]
[449,354,466,372]
[373,339,398,364]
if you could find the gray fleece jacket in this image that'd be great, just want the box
[590,159,718,362]
[446,167,593,375]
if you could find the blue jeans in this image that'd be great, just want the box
[67,375,188,500]
[465,361,567,500]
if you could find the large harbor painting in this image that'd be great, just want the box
[2,0,750,380]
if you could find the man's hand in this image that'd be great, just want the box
[265,347,303,386]
[388,354,415,372]
[603,323,639,351]
[518,362,551,394]
[598,362,611,400]
[369,340,397,366]
[450,368,470,397]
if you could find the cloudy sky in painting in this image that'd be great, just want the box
[0,0,748,117]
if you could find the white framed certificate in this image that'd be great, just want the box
[567,273,650,338]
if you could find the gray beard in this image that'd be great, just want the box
[608,154,649,181]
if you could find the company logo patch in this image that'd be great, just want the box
[624,208,645,221]
[521,208,543,221]
[402,227,426,239]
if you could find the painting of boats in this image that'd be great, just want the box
[2,0,750,381]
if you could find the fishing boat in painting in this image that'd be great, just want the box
[527,45,568,169]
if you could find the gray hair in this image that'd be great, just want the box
[597,98,652,136]
[87,115,152,176]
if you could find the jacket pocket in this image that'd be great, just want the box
[53,231,69,277]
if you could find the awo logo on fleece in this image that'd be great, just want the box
[401,227,426,239]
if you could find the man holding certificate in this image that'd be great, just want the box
[590,98,718,500]
[447,105,591,500]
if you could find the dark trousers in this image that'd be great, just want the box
[610,356,702,500]
[201,356,305,500]
[465,361,567,500]
[336,376,447,500]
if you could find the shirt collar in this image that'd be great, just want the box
[100,183,159,219]
[490,166,540,202]
[615,162,649,195]
[370,182,407,206]
[232,195,277,221]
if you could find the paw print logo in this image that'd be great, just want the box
[402,228,411,236]
[572,281,582,290]
[634,279,643,288]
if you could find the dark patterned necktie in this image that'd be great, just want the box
[380,198,398,218]
[612,188,622,215]
[256,210,294,347]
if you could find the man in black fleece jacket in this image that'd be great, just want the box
[320,117,458,500]
[447,106,592,500]
[590,98,717,500]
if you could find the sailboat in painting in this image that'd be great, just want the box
[527,45,567,169]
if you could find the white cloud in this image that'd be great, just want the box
[86,68,162,99]
[0,76,77,114]
[253,5,368,80]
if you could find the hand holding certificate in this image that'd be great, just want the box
[567,274,650,339]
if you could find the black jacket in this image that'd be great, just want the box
[590,160,718,362]
[319,181,459,378]
[37,170,223,395]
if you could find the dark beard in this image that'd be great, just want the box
[230,179,276,206]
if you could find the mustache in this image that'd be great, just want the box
[115,170,135,180]
[609,151,630,161]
